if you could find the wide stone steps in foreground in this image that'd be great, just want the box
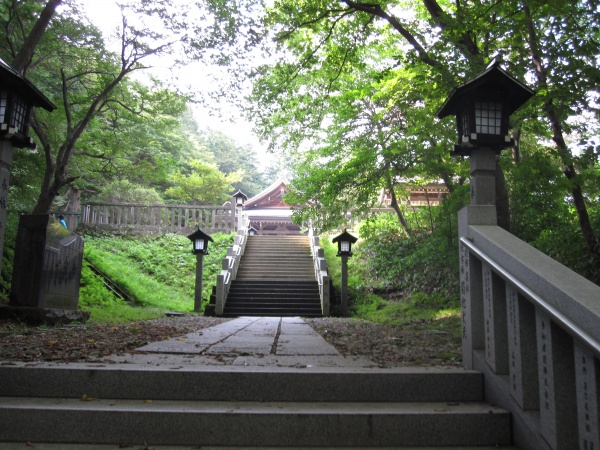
[0,363,512,448]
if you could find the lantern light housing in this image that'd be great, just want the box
[232,189,248,207]
[332,229,358,257]
[187,227,214,255]
[436,60,534,156]
[0,58,56,149]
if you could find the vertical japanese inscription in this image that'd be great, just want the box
[483,265,492,360]
[539,315,550,412]
[575,344,600,450]
[459,243,470,339]
[507,287,518,393]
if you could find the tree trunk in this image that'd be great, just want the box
[521,0,600,256]
[388,184,411,237]
[12,0,62,74]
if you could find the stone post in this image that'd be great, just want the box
[574,343,600,449]
[536,310,578,449]
[482,262,508,374]
[0,141,12,278]
[469,148,497,206]
[458,146,498,369]
[506,286,539,410]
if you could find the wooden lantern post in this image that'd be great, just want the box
[188,227,214,312]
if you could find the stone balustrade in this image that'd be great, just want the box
[215,217,248,315]
[309,233,330,316]
[459,205,600,450]
[79,203,235,235]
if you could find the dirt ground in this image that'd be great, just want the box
[0,315,462,368]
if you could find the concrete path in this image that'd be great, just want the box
[104,316,374,368]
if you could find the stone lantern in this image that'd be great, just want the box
[437,60,534,206]
[232,189,248,232]
[437,60,534,156]
[0,58,55,278]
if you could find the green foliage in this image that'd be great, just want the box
[80,233,233,322]
[165,159,242,205]
[354,209,461,300]
[91,180,164,204]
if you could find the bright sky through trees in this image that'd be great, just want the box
[77,0,273,170]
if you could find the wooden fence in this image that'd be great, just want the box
[78,203,236,235]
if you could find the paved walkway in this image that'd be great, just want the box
[105,316,374,368]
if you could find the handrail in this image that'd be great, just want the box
[461,235,600,357]
[308,227,330,316]
[215,215,248,315]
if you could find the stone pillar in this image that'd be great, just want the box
[458,147,499,369]
[469,148,497,206]
[536,310,578,449]
[506,286,539,410]
[0,140,12,278]
[458,241,484,368]
[482,262,508,374]
[574,343,600,450]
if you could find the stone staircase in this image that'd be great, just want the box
[222,235,323,317]
[0,363,514,448]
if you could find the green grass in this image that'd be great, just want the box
[351,291,461,332]
[79,233,233,323]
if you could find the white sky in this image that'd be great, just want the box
[76,0,273,169]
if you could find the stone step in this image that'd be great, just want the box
[229,283,319,292]
[235,274,316,280]
[0,364,511,447]
[0,365,486,403]
[227,294,320,302]
[226,295,321,303]
[241,256,314,262]
[220,309,323,317]
[236,272,315,279]
[0,445,519,450]
[0,397,511,447]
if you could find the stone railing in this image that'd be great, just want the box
[79,203,235,235]
[215,216,249,315]
[308,229,331,316]
[459,206,600,450]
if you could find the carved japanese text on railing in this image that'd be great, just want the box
[460,222,600,450]
[80,203,234,235]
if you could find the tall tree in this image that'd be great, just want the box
[240,0,600,255]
